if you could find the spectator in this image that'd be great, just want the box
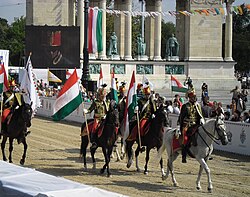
[230,110,241,122]
[236,94,245,113]
[242,112,249,123]
[230,86,241,103]
[241,88,248,102]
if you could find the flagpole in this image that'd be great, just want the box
[171,74,173,102]
[136,110,142,150]
[0,93,3,133]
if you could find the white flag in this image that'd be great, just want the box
[20,56,41,116]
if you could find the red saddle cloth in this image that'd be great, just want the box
[2,109,11,123]
[127,118,151,141]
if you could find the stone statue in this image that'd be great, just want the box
[166,34,179,60]
[137,34,146,56]
[108,32,118,56]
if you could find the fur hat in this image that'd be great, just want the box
[143,86,151,95]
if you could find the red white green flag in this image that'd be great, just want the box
[171,75,188,93]
[110,68,118,103]
[0,63,9,94]
[97,66,103,88]
[123,71,137,141]
[52,69,82,121]
[88,8,103,53]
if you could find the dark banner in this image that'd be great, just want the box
[26,26,80,69]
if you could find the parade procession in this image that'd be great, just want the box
[0,0,250,197]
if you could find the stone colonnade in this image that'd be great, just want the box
[78,0,234,62]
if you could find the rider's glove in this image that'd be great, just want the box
[200,118,205,125]
[134,106,139,113]
[83,108,88,114]
[152,114,156,119]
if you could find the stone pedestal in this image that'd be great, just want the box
[135,55,148,61]
[109,55,120,60]
[167,56,179,61]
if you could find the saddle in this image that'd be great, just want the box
[2,108,11,124]
[172,126,198,153]
[80,119,106,138]
[126,119,151,141]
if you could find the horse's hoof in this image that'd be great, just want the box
[92,163,96,170]
[162,175,167,181]
[9,160,13,163]
[107,174,112,178]
[136,168,141,172]
[100,169,105,174]
[208,188,213,193]
[196,186,201,190]
[173,182,179,187]
[144,171,148,175]
[20,159,25,165]
[126,160,133,168]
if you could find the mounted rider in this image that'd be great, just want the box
[1,80,26,137]
[118,81,127,123]
[134,85,156,136]
[178,90,204,163]
[83,84,109,149]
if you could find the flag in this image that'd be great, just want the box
[171,75,188,93]
[0,63,9,94]
[110,68,118,103]
[20,56,41,115]
[142,75,154,90]
[48,70,62,83]
[97,66,103,88]
[123,71,137,142]
[88,8,103,53]
[66,69,71,79]
[52,69,82,121]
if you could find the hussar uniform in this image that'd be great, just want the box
[84,86,109,149]
[178,91,204,163]
[137,86,156,134]
[118,82,127,123]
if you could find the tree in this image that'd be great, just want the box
[233,5,250,72]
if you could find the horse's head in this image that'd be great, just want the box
[21,102,33,127]
[215,115,228,145]
[154,105,170,127]
[108,100,119,127]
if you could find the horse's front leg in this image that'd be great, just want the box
[135,145,141,172]
[196,164,203,191]
[100,147,109,177]
[20,138,28,165]
[90,147,97,169]
[113,140,121,161]
[126,141,134,168]
[80,136,88,170]
[157,147,166,179]
[197,158,212,192]
[1,136,8,161]
[144,147,150,175]
[8,138,14,163]
[120,138,126,160]
[167,158,178,187]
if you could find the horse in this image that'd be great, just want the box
[158,114,228,192]
[1,102,33,165]
[126,104,169,176]
[80,100,120,177]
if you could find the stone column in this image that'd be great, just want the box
[224,1,234,61]
[124,0,133,60]
[153,0,162,60]
[77,0,84,66]
[99,0,107,59]
[68,0,75,26]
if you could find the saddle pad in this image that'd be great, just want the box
[2,109,11,123]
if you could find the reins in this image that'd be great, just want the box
[200,121,220,145]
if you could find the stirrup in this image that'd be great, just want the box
[90,142,97,149]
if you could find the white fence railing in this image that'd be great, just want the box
[37,97,250,156]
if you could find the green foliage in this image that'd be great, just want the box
[233,6,250,72]
[0,16,25,66]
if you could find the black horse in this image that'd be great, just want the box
[1,102,32,165]
[126,104,169,176]
[80,100,119,177]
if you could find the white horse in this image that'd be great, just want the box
[158,115,228,192]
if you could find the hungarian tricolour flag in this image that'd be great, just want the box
[110,68,118,103]
[88,7,103,54]
[0,63,9,94]
[171,75,188,93]
[52,69,82,121]
[97,66,103,88]
[123,71,137,143]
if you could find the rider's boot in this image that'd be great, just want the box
[90,133,97,149]
[181,144,187,163]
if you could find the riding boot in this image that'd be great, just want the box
[90,132,97,149]
[181,145,187,163]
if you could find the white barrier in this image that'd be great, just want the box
[0,161,126,197]
[36,97,250,156]
[37,97,92,123]
[168,114,250,156]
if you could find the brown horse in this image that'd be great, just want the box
[80,100,119,177]
[126,104,169,177]
[1,102,32,165]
